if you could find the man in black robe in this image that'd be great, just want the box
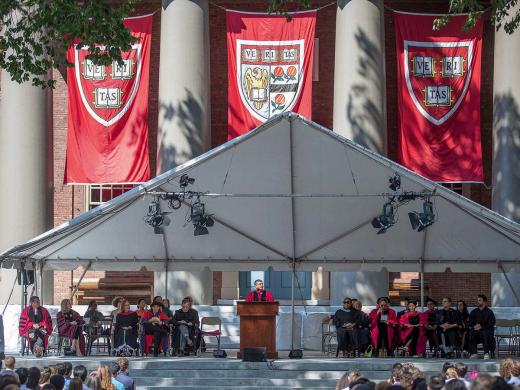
[436,297,462,358]
[333,297,361,357]
[468,294,495,359]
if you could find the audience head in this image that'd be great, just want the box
[454,362,468,379]
[116,358,129,373]
[49,374,65,390]
[73,365,88,383]
[63,363,72,377]
[428,375,445,390]
[30,296,40,309]
[85,375,102,390]
[26,367,41,389]
[442,362,455,378]
[112,296,123,308]
[55,364,65,376]
[118,299,130,313]
[467,371,480,382]
[40,367,52,385]
[152,296,163,304]
[60,299,72,313]
[49,366,57,375]
[343,297,353,309]
[499,358,516,378]
[511,360,520,378]
[442,297,452,309]
[445,380,466,390]
[15,368,28,385]
[336,369,362,390]
[3,356,15,370]
[477,294,488,308]
[445,368,459,380]
[41,385,56,390]
[390,364,403,384]
[68,378,83,390]
[109,362,119,377]
[98,365,113,389]
[254,279,264,291]
[349,377,373,390]
[470,375,513,390]
[411,378,427,390]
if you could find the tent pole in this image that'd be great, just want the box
[498,262,520,305]
[420,228,428,310]
[2,273,18,316]
[161,232,170,299]
[291,258,295,351]
[70,260,92,301]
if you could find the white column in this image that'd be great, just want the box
[0,73,52,304]
[331,0,388,304]
[156,0,212,305]
[491,8,520,306]
[332,0,386,154]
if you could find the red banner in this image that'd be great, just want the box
[394,12,483,182]
[65,15,152,184]
[227,10,316,140]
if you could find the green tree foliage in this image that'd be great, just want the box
[0,0,136,88]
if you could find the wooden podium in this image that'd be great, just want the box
[237,301,279,359]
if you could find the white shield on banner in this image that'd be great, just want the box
[403,40,473,126]
[74,44,143,127]
[237,39,304,122]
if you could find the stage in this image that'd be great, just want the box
[13,354,501,390]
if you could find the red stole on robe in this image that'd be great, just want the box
[245,290,274,302]
[19,305,53,350]
[399,311,427,355]
[368,308,398,350]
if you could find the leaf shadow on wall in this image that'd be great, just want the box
[345,27,384,153]
[158,89,204,172]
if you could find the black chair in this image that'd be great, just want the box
[86,317,112,356]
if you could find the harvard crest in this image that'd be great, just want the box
[75,44,143,127]
[404,41,473,125]
[237,39,304,122]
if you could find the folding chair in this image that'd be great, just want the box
[321,315,337,356]
[198,317,222,355]
[86,317,112,356]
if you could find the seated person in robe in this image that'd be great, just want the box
[468,294,495,359]
[399,300,427,357]
[333,297,361,357]
[353,300,370,353]
[368,297,397,357]
[424,298,439,356]
[19,296,53,357]
[436,297,462,358]
[141,301,170,357]
[113,299,139,357]
[245,279,274,302]
[57,298,86,356]
[172,298,200,356]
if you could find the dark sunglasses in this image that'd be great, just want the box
[344,300,352,304]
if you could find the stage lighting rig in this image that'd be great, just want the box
[143,198,171,234]
[408,199,435,232]
[190,197,214,236]
[389,173,401,192]
[371,201,397,234]
[179,174,195,189]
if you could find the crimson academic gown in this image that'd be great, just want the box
[368,308,398,350]
[399,311,427,355]
[141,311,171,354]
[246,290,274,302]
[19,306,53,351]
[57,310,86,355]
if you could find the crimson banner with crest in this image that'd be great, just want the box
[227,10,316,140]
[394,12,483,182]
[65,14,152,184]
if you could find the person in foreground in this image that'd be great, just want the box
[468,294,495,359]
[19,296,53,357]
[334,297,361,357]
[245,279,274,302]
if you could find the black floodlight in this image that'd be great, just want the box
[191,198,214,236]
[194,224,209,236]
[408,200,435,232]
[372,202,397,234]
[389,173,401,192]
[144,199,171,234]
[179,174,195,188]
[167,194,182,210]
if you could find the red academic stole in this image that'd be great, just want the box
[394,12,483,182]
[227,10,316,140]
[65,14,152,184]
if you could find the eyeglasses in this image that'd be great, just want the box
[344,300,352,304]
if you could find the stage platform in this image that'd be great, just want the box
[13,354,501,390]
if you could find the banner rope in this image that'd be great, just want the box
[384,3,490,16]
[209,1,336,13]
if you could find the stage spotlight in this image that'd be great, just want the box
[190,198,214,236]
[179,174,195,188]
[167,194,182,210]
[194,224,209,236]
[144,199,171,234]
[389,173,401,192]
[408,200,435,232]
[371,202,396,234]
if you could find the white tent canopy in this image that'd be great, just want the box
[2,113,520,273]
